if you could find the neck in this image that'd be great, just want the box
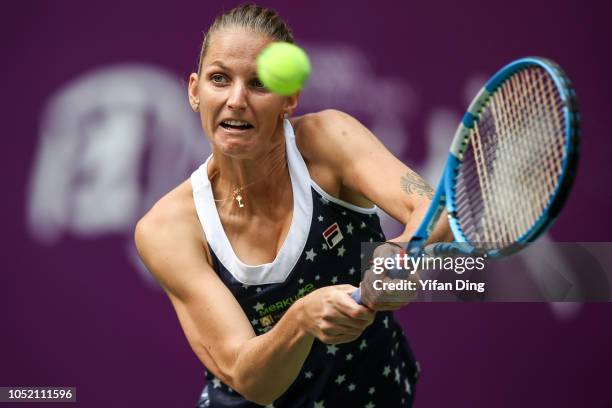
[209,136,292,214]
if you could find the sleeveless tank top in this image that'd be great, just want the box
[191,119,419,407]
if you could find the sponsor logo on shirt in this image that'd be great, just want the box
[322,222,343,249]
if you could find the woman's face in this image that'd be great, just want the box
[190,28,297,159]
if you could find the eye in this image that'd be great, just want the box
[251,77,268,91]
[210,74,228,85]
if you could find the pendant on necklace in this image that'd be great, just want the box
[235,194,244,208]
[233,189,244,208]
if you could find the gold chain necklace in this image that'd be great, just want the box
[211,172,267,209]
[210,156,288,209]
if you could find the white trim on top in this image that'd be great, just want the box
[190,119,312,285]
[309,179,378,214]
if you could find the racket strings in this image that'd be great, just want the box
[454,66,567,250]
[490,68,563,243]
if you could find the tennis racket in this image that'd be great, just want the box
[352,57,580,304]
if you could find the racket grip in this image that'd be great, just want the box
[424,242,475,257]
[351,288,363,305]
[351,266,406,305]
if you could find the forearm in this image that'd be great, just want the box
[231,298,314,405]
[388,166,452,244]
[389,200,453,244]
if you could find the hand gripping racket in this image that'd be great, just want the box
[352,57,580,304]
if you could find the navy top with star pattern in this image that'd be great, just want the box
[191,120,419,408]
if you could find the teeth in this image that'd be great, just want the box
[223,120,251,126]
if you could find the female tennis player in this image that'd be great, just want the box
[135,4,450,407]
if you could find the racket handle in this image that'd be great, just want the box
[424,242,475,257]
[351,288,363,305]
[351,266,407,305]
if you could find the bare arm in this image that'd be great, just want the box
[134,189,373,405]
[297,109,452,244]
[395,167,451,243]
[294,110,452,311]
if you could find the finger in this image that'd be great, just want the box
[362,292,412,309]
[327,285,375,321]
[322,333,361,345]
[335,295,376,323]
[372,242,402,259]
[337,284,358,296]
[368,303,404,312]
[321,322,363,338]
[324,313,373,330]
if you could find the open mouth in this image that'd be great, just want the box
[220,119,254,131]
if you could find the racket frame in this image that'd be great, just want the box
[410,57,580,259]
[352,57,580,304]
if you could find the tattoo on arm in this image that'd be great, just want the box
[400,169,434,199]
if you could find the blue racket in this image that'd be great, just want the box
[353,57,580,304]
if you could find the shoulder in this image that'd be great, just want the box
[135,179,198,240]
[134,179,209,291]
[291,109,365,163]
[291,109,385,180]
[291,110,381,206]
[292,108,357,132]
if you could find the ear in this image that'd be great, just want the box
[187,73,200,108]
[283,92,299,116]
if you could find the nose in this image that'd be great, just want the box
[226,82,248,111]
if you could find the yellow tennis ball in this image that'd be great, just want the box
[257,42,311,96]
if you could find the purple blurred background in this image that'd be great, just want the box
[3,1,612,407]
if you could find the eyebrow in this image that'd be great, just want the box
[207,60,232,71]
